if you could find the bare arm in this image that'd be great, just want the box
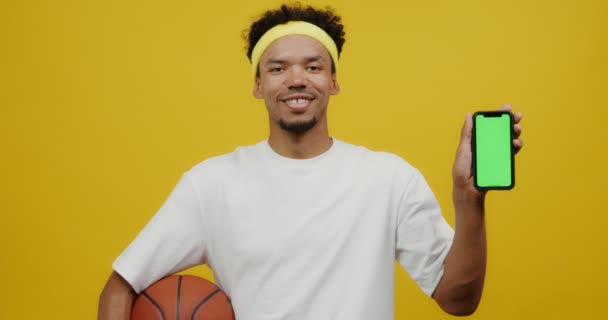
[98,271,137,320]
[433,105,523,315]
[432,191,486,316]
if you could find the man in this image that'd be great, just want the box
[98,4,523,319]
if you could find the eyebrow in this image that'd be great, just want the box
[263,55,324,66]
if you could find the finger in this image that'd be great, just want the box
[513,111,523,124]
[500,103,512,112]
[500,104,523,124]
[513,139,523,154]
[460,112,473,145]
[513,123,522,139]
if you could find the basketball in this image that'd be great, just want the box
[131,274,235,320]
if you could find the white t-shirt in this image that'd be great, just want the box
[113,139,454,320]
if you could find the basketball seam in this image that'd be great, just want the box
[191,289,221,320]
[142,291,167,320]
[177,275,183,320]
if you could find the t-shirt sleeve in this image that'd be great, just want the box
[112,172,207,294]
[395,167,454,297]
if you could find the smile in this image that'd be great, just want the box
[284,98,312,109]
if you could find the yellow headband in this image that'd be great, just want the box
[250,21,339,80]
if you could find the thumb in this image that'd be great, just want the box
[459,112,473,148]
[453,112,485,197]
[453,112,473,181]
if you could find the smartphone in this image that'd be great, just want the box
[472,111,515,190]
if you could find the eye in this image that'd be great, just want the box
[269,67,284,73]
[307,65,322,72]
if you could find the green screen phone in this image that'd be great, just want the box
[472,111,515,190]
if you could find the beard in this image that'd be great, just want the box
[279,117,318,134]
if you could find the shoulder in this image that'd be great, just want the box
[184,141,267,181]
[336,139,417,174]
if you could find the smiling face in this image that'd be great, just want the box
[254,35,340,136]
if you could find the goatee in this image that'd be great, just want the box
[279,117,317,134]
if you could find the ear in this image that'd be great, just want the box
[330,75,340,95]
[253,76,263,99]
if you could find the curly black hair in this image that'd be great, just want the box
[244,3,346,64]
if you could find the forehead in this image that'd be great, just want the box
[260,35,331,62]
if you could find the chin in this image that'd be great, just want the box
[279,117,318,134]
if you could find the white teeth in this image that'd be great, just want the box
[286,98,310,108]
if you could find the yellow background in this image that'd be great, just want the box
[1,0,606,318]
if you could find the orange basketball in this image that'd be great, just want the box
[131,274,234,320]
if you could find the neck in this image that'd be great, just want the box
[267,120,332,159]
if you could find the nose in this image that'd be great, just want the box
[286,66,307,89]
